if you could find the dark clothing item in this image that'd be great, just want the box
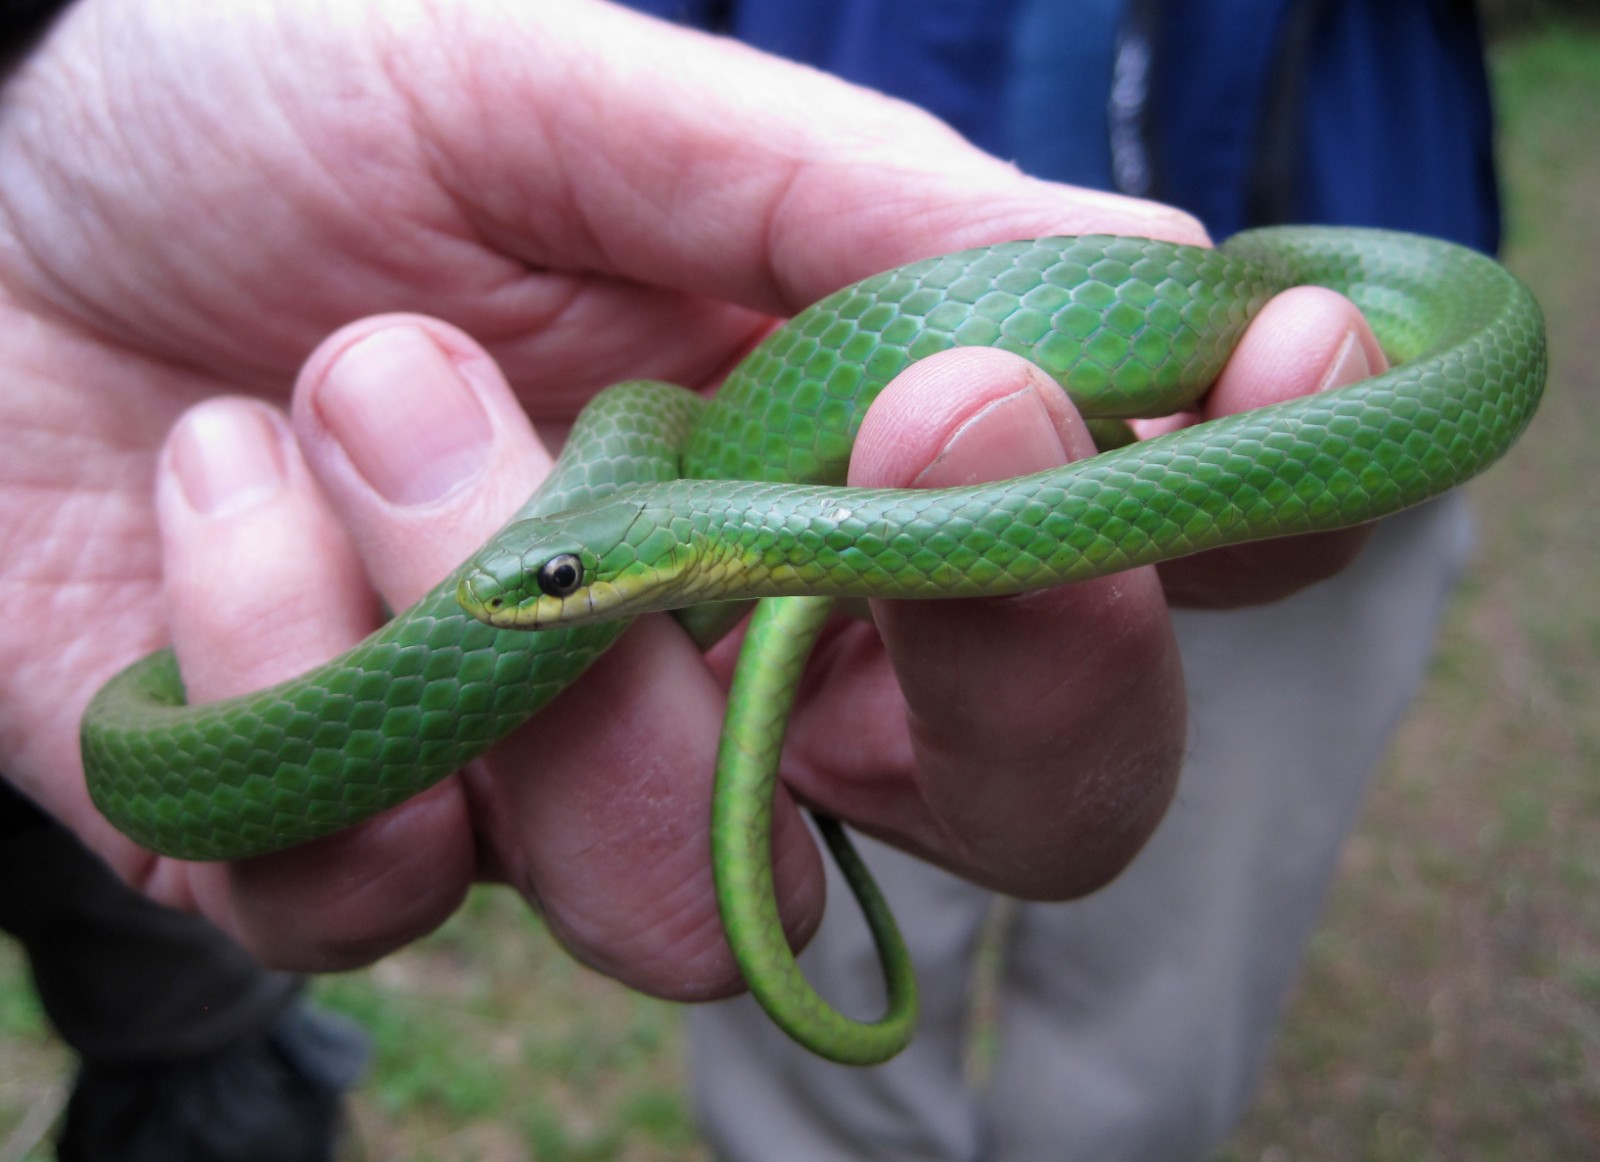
[0,783,295,1064]
[1,780,366,1160]
[621,0,1499,252]
[54,1003,361,1162]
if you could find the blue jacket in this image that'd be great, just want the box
[619,0,1499,252]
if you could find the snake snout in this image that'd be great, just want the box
[456,555,528,627]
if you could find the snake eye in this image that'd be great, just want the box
[534,553,585,598]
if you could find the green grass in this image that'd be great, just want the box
[0,942,62,1162]
[4,22,1599,1162]
[310,890,700,1161]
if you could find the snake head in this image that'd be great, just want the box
[456,495,693,629]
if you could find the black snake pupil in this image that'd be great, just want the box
[536,554,584,598]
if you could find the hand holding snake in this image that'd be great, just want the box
[1,0,1217,985]
[86,228,1542,1062]
[1,0,1540,1066]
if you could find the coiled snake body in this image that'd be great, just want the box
[83,228,1545,1064]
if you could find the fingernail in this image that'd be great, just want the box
[915,382,1069,489]
[170,401,288,517]
[1317,330,1372,393]
[317,325,492,506]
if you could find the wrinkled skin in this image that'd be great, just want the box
[0,0,1376,997]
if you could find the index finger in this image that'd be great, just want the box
[396,0,1208,313]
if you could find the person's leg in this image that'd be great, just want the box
[981,497,1473,1160]
[688,831,996,1162]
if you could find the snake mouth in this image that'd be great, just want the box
[456,566,645,629]
[455,568,524,627]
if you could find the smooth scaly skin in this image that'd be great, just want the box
[713,594,918,1063]
[85,227,1545,1067]
[460,227,1544,1064]
[460,229,1546,626]
[82,381,704,857]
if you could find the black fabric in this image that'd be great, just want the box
[0,780,297,1063]
[0,0,72,59]
[1,777,368,1159]
[0,771,52,839]
[55,1003,366,1162]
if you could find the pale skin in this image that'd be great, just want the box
[0,0,1380,998]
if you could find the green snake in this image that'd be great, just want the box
[83,228,1545,1066]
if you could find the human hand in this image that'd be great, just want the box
[0,0,1373,994]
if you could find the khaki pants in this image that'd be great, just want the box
[689,495,1472,1162]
